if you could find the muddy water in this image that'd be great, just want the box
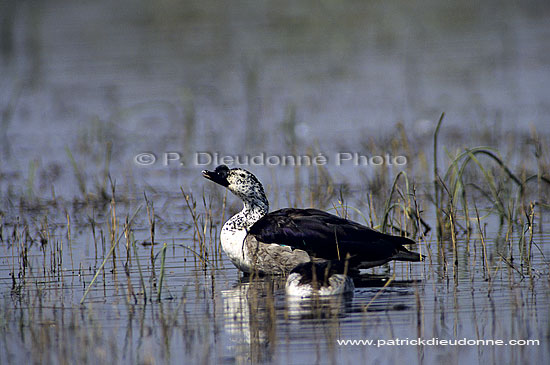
[1,0,549,364]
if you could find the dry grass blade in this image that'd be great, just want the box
[433,112,445,240]
[381,171,410,234]
[80,205,142,304]
[157,243,168,301]
[362,274,395,312]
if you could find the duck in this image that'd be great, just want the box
[202,164,422,275]
[285,260,355,297]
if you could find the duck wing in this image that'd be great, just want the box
[248,208,420,266]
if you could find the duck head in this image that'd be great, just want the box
[202,165,268,209]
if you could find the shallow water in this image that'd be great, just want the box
[0,197,548,364]
[1,0,550,364]
[2,0,550,194]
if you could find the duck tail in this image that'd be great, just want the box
[393,249,423,262]
[387,234,423,262]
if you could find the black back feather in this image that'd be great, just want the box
[249,208,417,266]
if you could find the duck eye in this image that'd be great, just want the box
[215,165,229,173]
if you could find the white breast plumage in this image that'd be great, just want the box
[220,221,251,272]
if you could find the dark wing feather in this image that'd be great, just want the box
[249,208,417,265]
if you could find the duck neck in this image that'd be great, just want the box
[223,192,269,235]
[238,197,269,230]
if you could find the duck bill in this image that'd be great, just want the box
[202,169,229,187]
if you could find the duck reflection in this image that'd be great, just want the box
[221,273,357,362]
[221,275,285,364]
[220,271,420,363]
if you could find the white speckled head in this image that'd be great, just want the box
[202,165,269,209]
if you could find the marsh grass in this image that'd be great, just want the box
[1,1,549,360]
[181,188,217,269]
[0,118,549,364]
